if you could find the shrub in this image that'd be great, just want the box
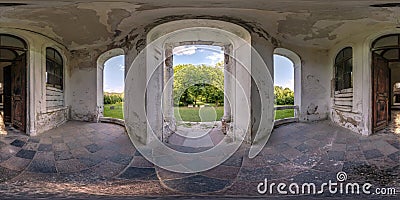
[274,86,294,105]
[104,93,124,104]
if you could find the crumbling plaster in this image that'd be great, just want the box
[1,1,398,51]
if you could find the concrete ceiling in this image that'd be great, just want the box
[0,0,399,50]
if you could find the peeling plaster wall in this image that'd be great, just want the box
[69,49,101,122]
[279,45,331,122]
[36,107,69,133]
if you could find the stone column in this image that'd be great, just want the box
[223,45,232,123]
[163,46,176,140]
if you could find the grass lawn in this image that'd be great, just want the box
[104,102,124,119]
[103,103,294,121]
[174,106,224,122]
[275,106,295,120]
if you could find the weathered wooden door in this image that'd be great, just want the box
[3,66,12,124]
[11,53,26,132]
[372,53,390,132]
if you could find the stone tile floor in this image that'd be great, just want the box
[0,120,398,199]
[168,121,225,147]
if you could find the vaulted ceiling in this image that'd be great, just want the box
[0,0,399,50]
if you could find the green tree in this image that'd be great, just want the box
[173,64,224,106]
[274,86,294,105]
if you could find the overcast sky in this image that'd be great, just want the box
[103,46,294,93]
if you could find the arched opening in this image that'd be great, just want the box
[273,48,301,125]
[144,19,252,146]
[169,44,225,148]
[0,34,28,134]
[371,34,400,133]
[96,48,125,121]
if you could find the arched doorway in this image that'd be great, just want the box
[169,44,225,147]
[371,34,400,132]
[0,34,27,133]
[273,48,301,124]
[96,48,125,121]
[145,19,252,143]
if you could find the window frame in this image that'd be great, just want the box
[334,47,353,92]
[46,47,63,90]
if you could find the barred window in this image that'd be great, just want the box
[334,47,353,91]
[46,48,63,89]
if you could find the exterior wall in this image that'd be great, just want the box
[0,28,70,135]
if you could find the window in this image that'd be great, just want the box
[334,47,353,91]
[46,48,63,89]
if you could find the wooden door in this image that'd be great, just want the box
[372,53,390,132]
[3,66,12,124]
[11,53,26,132]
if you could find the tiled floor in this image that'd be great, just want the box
[168,121,225,147]
[378,110,400,135]
[0,119,398,198]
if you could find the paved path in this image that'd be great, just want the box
[0,120,398,198]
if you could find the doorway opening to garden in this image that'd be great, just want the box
[103,55,125,119]
[167,45,226,148]
[273,48,301,126]
[143,19,252,148]
[96,48,125,122]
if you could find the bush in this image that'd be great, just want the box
[104,93,124,104]
[274,86,294,105]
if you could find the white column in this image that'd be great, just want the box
[163,46,176,138]
[223,46,232,123]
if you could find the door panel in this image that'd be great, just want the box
[3,66,11,124]
[11,53,26,132]
[372,53,390,132]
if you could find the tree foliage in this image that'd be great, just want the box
[274,86,294,105]
[104,93,124,104]
[173,64,224,106]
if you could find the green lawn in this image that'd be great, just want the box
[103,103,294,121]
[104,102,124,119]
[174,106,224,122]
[275,109,294,120]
